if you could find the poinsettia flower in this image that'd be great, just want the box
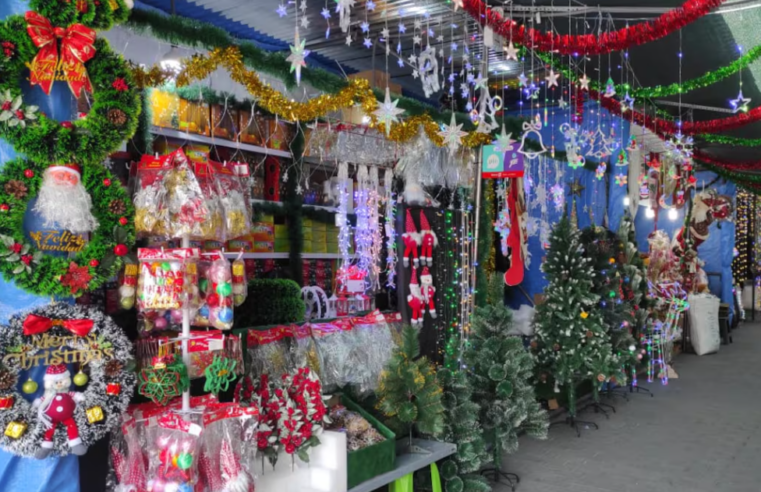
[0,90,19,122]
[8,103,38,128]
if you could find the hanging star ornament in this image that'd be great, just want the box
[438,113,467,155]
[363,37,372,48]
[276,3,288,17]
[579,74,590,90]
[558,96,568,109]
[615,174,628,187]
[729,89,751,113]
[286,30,310,86]
[621,92,635,112]
[518,72,528,87]
[504,41,519,61]
[374,87,405,136]
[493,124,516,152]
[569,178,585,197]
[545,69,559,88]
[345,34,352,45]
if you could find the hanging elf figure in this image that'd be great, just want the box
[407,267,424,325]
[33,364,88,459]
[402,209,420,268]
[419,210,437,266]
[420,266,436,319]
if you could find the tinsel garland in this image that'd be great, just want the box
[0,303,136,458]
[28,0,130,31]
[534,43,761,99]
[474,181,495,308]
[698,133,761,147]
[462,0,725,55]
[696,160,761,193]
[693,150,761,170]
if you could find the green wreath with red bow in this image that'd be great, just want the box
[0,0,139,167]
[0,158,135,297]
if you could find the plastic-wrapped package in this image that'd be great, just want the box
[194,253,234,330]
[133,154,172,239]
[288,324,321,376]
[193,162,226,241]
[108,417,148,492]
[146,413,204,492]
[213,161,253,240]
[118,262,139,310]
[246,327,291,379]
[383,312,404,345]
[310,319,356,390]
[137,248,200,313]
[231,258,248,307]
[199,405,258,492]
[351,310,395,394]
[162,150,212,240]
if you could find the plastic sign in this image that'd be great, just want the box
[481,144,524,178]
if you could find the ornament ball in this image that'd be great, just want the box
[24,169,34,178]
[119,217,128,226]
[119,296,134,310]
[216,282,232,297]
[73,371,89,386]
[154,317,168,329]
[89,259,100,267]
[103,178,112,187]
[114,244,128,256]
[218,307,233,323]
[22,378,38,394]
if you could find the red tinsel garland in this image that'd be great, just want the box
[461,0,726,55]
[693,150,761,170]
[572,86,584,124]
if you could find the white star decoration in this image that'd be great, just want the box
[578,74,590,90]
[380,27,390,39]
[373,87,405,136]
[286,30,310,86]
[345,34,352,45]
[474,73,488,91]
[493,124,515,152]
[504,41,519,61]
[558,96,567,109]
[545,69,559,88]
[730,89,751,113]
[413,34,422,45]
[300,16,310,28]
[438,113,467,155]
[414,19,422,29]
[518,72,528,87]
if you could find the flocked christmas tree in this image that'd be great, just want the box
[533,216,621,415]
[580,226,638,378]
[376,325,445,441]
[437,366,491,492]
[463,273,549,480]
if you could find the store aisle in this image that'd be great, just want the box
[498,322,761,492]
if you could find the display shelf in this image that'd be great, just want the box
[251,198,339,213]
[150,126,293,158]
[222,252,343,260]
[348,439,456,492]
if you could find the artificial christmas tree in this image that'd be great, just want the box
[463,274,548,487]
[533,216,621,431]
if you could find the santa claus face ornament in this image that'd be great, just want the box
[32,164,99,234]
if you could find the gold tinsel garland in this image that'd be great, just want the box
[134,46,492,149]
[129,62,176,89]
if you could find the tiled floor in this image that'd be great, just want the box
[496,322,761,492]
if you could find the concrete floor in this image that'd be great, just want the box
[498,322,761,492]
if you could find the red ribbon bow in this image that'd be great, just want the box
[25,11,96,97]
[22,314,94,337]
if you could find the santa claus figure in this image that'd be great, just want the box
[420,267,436,319]
[407,268,424,325]
[33,364,87,459]
[402,209,420,268]
[419,211,437,266]
[32,163,99,233]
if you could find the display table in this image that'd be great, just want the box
[349,439,456,492]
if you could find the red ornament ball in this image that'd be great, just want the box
[0,204,9,212]
[113,244,128,256]
[61,121,73,129]
[24,169,34,179]
[103,178,112,187]
[205,293,220,308]
[89,259,100,267]
[118,217,128,226]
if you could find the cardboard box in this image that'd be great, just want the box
[253,241,274,253]
[179,98,211,136]
[274,224,289,239]
[238,109,267,145]
[274,239,290,253]
[211,104,239,140]
[150,90,180,129]
[266,119,292,151]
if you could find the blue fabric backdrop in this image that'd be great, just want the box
[0,1,81,490]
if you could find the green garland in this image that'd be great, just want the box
[0,159,135,297]
[29,0,131,31]
[0,9,140,166]
[697,133,761,147]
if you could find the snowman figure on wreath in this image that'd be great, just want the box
[32,364,87,459]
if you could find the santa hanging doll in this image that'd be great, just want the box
[33,364,87,459]
[402,209,420,268]
[32,163,99,233]
[407,268,424,325]
[419,211,437,266]
[420,266,436,319]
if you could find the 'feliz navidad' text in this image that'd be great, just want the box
[2,333,114,369]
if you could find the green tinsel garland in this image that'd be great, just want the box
[29,0,131,31]
[0,159,135,297]
[698,133,761,147]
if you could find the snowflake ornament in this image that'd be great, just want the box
[373,87,405,136]
[286,30,310,86]
[615,174,628,187]
[438,113,467,155]
[549,184,565,211]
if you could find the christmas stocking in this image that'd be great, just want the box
[419,210,437,266]
[402,209,420,268]
[504,178,525,286]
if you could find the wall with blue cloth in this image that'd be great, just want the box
[0,1,81,490]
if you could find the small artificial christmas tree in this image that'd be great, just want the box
[533,216,620,416]
[377,325,445,441]
[437,366,491,492]
[463,274,548,482]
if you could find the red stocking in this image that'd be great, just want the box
[504,178,524,286]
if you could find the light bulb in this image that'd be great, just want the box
[623,196,630,206]
[668,208,678,221]
[361,115,371,124]
[160,45,183,74]
[645,207,655,219]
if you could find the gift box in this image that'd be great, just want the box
[239,109,267,145]
[265,119,292,150]
[253,241,274,253]
[274,224,289,239]
[0,396,14,409]
[150,90,180,129]
[87,406,105,424]
[4,421,26,439]
[211,104,239,140]
[106,383,122,396]
[179,98,211,136]
[341,395,395,489]
[274,239,290,253]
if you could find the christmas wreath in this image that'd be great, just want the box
[0,158,135,297]
[0,303,136,459]
[0,0,139,167]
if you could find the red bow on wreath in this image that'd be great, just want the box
[24,11,96,97]
[22,314,94,337]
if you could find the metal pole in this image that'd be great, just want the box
[753,194,757,321]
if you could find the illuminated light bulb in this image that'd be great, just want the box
[160,45,183,73]
[668,208,678,221]
[361,115,371,124]
[623,196,630,206]
[645,207,655,219]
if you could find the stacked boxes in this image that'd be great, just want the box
[274,222,290,253]
[252,214,275,253]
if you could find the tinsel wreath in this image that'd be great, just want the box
[462,0,725,55]
[0,158,135,297]
[0,303,136,458]
[0,0,140,166]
